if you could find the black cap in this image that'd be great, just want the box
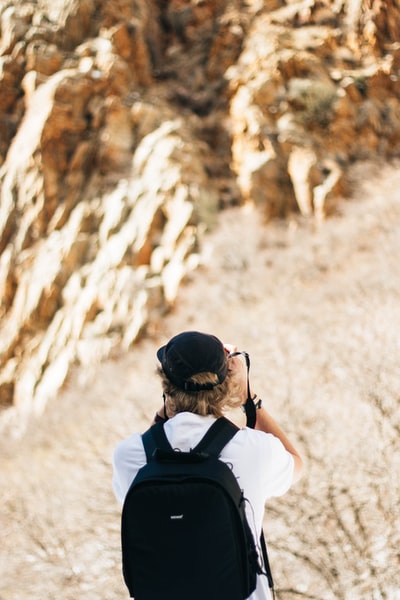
[157,331,228,392]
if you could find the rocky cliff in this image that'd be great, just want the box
[1,0,399,428]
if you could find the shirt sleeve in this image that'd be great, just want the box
[261,433,294,498]
[112,433,146,504]
[232,428,294,500]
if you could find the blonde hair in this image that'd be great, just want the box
[157,367,243,418]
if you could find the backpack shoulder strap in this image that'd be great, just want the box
[141,417,239,462]
[141,422,172,462]
[193,417,239,456]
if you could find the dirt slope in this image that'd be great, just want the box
[1,160,400,599]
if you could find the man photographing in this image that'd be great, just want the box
[113,330,304,600]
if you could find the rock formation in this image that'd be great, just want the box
[1,0,399,429]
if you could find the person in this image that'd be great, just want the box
[112,330,304,600]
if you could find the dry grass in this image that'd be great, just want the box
[1,160,400,600]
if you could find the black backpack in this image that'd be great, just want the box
[121,416,273,600]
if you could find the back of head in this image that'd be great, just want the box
[157,331,241,417]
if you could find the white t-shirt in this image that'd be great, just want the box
[112,412,294,600]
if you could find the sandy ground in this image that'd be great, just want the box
[1,160,400,600]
